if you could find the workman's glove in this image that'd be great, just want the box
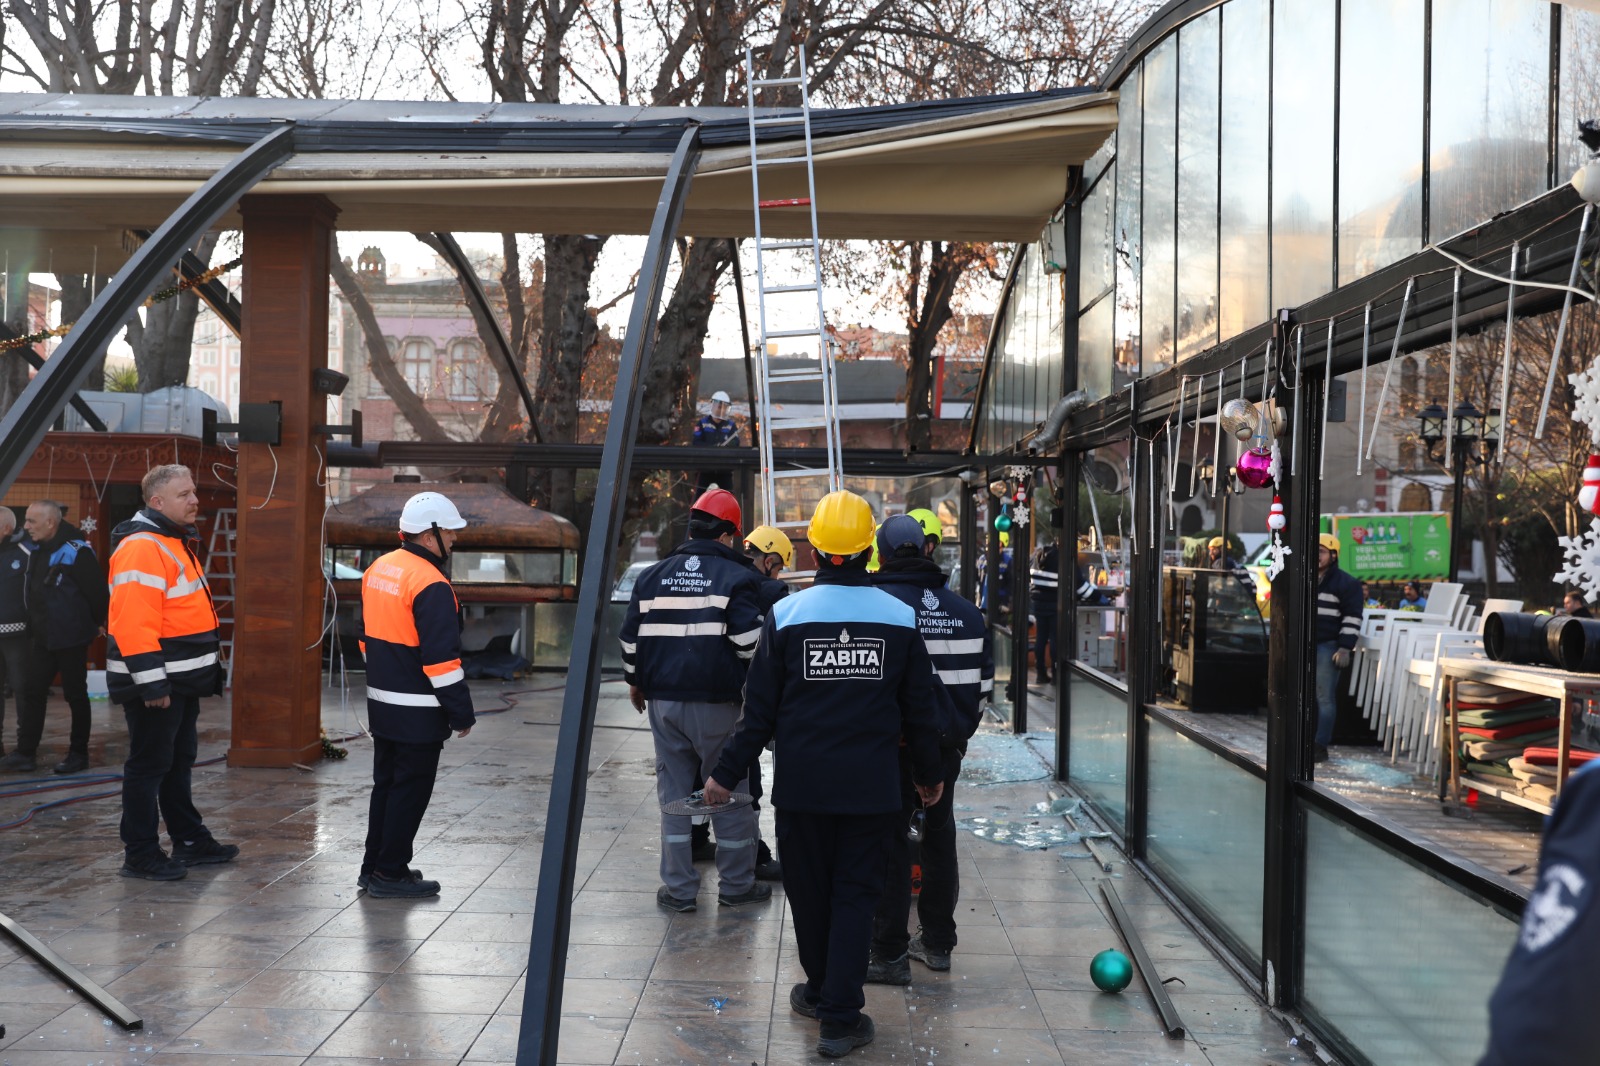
[1331,648,1352,669]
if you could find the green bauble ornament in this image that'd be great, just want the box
[1090,948,1133,993]
[994,511,1013,533]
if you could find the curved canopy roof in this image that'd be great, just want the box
[0,88,1116,272]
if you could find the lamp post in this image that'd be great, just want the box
[1418,401,1501,582]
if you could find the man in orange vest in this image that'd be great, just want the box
[107,464,237,881]
[358,491,476,898]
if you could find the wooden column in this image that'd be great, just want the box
[229,195,339,767]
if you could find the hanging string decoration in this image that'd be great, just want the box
[0,257,242,354]
[1263,494,1292,582]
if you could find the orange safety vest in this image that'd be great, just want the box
[360,544,475,742]
[107,518,221,704]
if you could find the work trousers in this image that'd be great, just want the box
[19,642,91,756]
[778,808,899,1028]
[649,698,757,897]
[0,633,29,752]
[872,746,963,958]
[1033,610,1057,680]
[121,694,208,860]
[363,736,444,879]
[1314,641,1341,748]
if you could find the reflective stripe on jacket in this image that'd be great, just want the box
[1316,565,1364,650]
[619,538,767,703]
[360,543,475,742]
[873,559,994,742]
[106,510,220,704]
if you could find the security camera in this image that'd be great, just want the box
[313,367,350,396]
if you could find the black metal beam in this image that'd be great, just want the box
[428,232,542,444]
[0,323,107,431]
[516,125,703,1066]
[0,124,296,501]
[131,230,243,338]
[0,908,141,1029]
[1262,309,1313,1011]
[343,440,1023,476]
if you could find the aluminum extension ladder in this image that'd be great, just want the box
[744,46,844,538]
[203,507,237,688]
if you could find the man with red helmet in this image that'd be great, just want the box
[620,487,772,912]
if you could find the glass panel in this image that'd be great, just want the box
[1219,0,1271,339]
[1074,441,1131,678]
[1159,567,1270,711]
[1272,0,1335,308]
[1115,68,1143,378]
[1145,717,1265,964]
[1303,806,1518,1064]
[452,550,564,585]
[1177,11,1220,361]
[1078,297,1113,400]
[1068,671,1128,832]
[1142,37,1178,374]
[1429,0,1549,239]
[1338,0,1424,283]
[1559,8,1600,182]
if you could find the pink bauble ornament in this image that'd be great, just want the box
[1267,495,1287,532]
[1236,449,1274,489]
[1581,454,1600,515]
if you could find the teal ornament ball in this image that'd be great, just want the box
[994,511,1013,533]
[1090,949,1134,993]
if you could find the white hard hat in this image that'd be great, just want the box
[711,390,732,404]
[399,491,467,533]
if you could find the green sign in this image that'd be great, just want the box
[1331,512,1451,580]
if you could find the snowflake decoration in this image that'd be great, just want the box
[79,516,97,534]
[1571,361,1600,443]
[1557,517,1600,600]
[1262,531,1293,582]
[1012,503,1030,528]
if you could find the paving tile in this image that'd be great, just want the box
[223,970,386,1011]
[312,1008,492,1059]
[167,1006,350,1056]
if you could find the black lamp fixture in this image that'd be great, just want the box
[1417,398,1499,581]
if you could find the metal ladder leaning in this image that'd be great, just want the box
[203,507,237,688]
[744,46,844,541]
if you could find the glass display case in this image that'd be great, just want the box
[1161,566,1269,710]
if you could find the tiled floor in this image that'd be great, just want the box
[0,677,1312,1065]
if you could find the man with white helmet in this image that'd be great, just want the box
[358,490,476,898]
[693,389,740,492]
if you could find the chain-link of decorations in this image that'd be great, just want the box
[0,257,242,354]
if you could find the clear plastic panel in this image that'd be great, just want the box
[1271,0,1335,308]
[1560,8,1600,182]
[1176,10,1220,362]
[1114,67,1143,378]
[1145,717,1265,963]
[1303,805,1517,1065]
[1067,671,1128,832]
[1141,36,1178,375]
[1219,0,1271,339]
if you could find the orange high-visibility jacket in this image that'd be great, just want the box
[360,543,476,742]
[106,511,221,705]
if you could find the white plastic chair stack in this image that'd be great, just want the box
[1372,614,1455,752]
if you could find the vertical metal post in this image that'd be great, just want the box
[1448,443,1468,583]
[517,126,702,1066]
[1263,308,1313,1009]
[1013,487,1033,734]
[960,480,978,604]
[1057,450,1077,781]
[1124,405,1159,856]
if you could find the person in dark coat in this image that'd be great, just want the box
[705,491,947,1059]
[1029,531,1059,685]
[1313,533,1364,765]
[0,508,32,760]
[1479,761,1600,1066]
[1,501,107,774]
[866,514,993,985]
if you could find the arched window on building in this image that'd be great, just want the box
[447,339,489,400]
[401,338,434,396]
[1397,482,1433,512]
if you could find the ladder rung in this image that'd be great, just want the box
[766,327,823,339]
[771,416,829,431]
[773,520,813,530]
[751,114,803,126]
[762,283,819,295]
[760,241,813,251]
[751,76,804,87]
[771,467,834,480]
[759,198,811,209]
[768,369,824,383]
[210,551,236,558]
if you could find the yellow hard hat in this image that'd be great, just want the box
[907,507,941,542]
[808,490,876,558]
[744,525,793,568]
[1319,533,1340,553]
[1208,536,1225,550]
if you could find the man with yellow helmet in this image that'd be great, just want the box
[705,490,948,1059]
[1314,532,1364,764]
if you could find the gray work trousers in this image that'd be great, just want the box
[648,698,757,898]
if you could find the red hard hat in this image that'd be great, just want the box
[690,487,742,535]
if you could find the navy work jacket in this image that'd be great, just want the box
[872,558,993,744]
[711,567,946,815]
